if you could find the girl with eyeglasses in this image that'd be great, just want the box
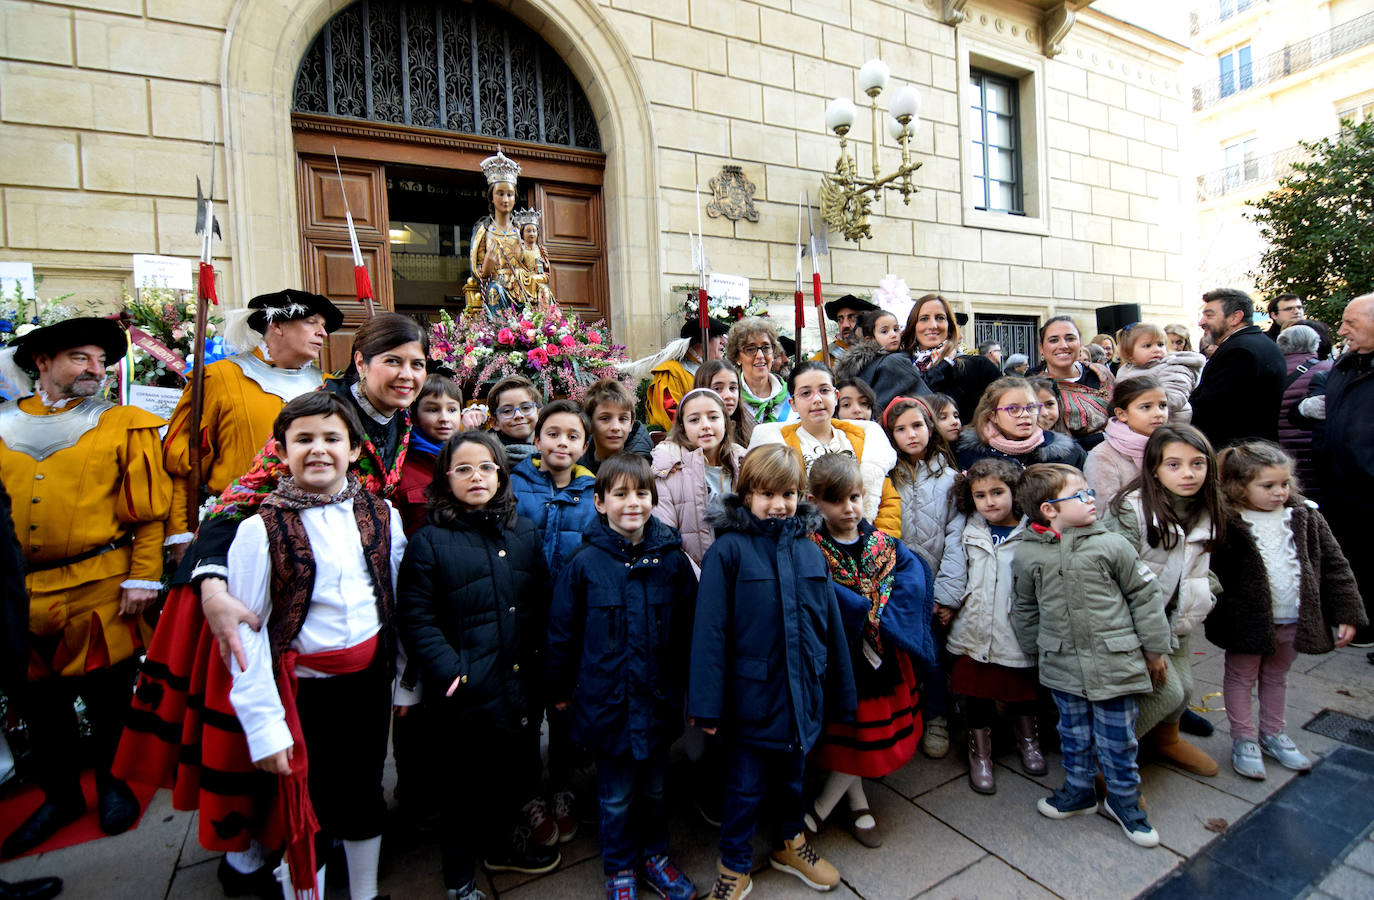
[954,377,1087,471]
[398,430,561,895]
[1084,377,1170,505]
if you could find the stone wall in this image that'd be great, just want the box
[0,0,1191,350]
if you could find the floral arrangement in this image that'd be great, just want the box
[120,284,223,388]
[430,302,630,401]
[0,279,83,345]
[673,286,770,325]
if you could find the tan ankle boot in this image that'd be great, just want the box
[1149,721,1218,776]
[709,859,752,900]
[967,728,996,794]
[769,832,839,891]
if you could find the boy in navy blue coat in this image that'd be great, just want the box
[689,445,857,900]
[548,453,698,900]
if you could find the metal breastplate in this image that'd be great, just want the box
[0,398,114,461]
[228,352,324,402]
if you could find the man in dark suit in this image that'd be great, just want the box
[1189,288,1288,449]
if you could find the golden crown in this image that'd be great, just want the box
[479,149,520,186]
[512,207,542,229]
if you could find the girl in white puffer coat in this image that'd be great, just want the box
[945,458,1041,795]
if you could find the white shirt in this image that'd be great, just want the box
[226,499,407,761]
[1239,506,1302,625]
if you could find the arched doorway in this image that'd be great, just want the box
[289,0,608,368]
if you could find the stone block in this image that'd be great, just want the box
[606,8,653,56]
[1125,84,1160,120]
[982,230,1042,267]
[905,10,954,58]
[1145,118,1178,150]
[1128,140,1162,174]
[75,12,222,83]
[932,122,959,159]
[759,7,823,58]
[795,131,835,171]
[1042,237,1092,272]
[916,155,961,192]
[821,23,864,65]
[938,257,962,292]
[156,197,233,257]
[659,149,698,191]
[652,20,726,70]
[914,222,980,262]
[726,38,761,82]
[1,65,149,134]
[730,120,797,166]
[858,218,913,256]
[901,254,940,292]
[918,853,1059,899]
[654,106,730,155]
[145,0,234,29]
[791,0,850,28]
[1070,154,1111,188]
[1129,249,1165,281]
[1111,219,1150,251]
[0,125,79,188]
[611,0,689,26]
[1068,95,1109,131]
[879,40,933,89]
[1070,211,1110,243]
[1109,163,1147,197]
[1048,148,1071,180]
[1108,106,1145,141]
[63,0,141,13]
[964,261,1010,294]
[1073,271,1114,303]
[1011,265,1053,298]
[763,86,801,130]
[934,188,961,225]
[695,71,762,120]
[1048,62,1087,97]
[1088,129,1128,164]
[930,52,957,92]
[81,133,223,198]
[1092,243,1132,277]
[1111,275,1149,302]
[758,45,794,89]
[1086,72,1125,107]
[1319,864,1374,900]
[852,0,905,40]
[0,3,74,65]
[1090,186,1130,219]
[6,188,157,252]
[1046,87,1068,121]
[922,85,959,126]
[1054,269,1074,299]
[1052,121,1090,155]
[149,82,220,141]
[794,55,852,101]
[690,0,760,40]
[1049,178,1092,214]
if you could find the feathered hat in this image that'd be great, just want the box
[222,289,343,354]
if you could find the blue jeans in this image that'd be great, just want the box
[1051,690,1140,796]
[596,752,669,874]
[719,743,806,874]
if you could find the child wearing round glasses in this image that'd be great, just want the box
[1010,463,1173,849]
[487,375,543,467]
[954,377,1086,471]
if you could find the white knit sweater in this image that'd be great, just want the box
[1238,506,1301,624]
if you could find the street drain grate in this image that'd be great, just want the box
[1302,708,1374,752]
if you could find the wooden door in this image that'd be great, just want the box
[297,155,392,372]
[535,183,608,324]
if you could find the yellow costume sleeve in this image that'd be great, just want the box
[874,477,903,539]
[118,413,173,583]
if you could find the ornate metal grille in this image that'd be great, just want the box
[293,0,601,151]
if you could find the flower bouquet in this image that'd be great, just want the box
[672,286,770,326]
[430,303,630,402]
[120,284,223,388]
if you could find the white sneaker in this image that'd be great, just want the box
[921,716,950,758]
[1259,732,1312,771]
[1231,739,1267,780]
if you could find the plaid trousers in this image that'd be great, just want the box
[1051,690,1140,796]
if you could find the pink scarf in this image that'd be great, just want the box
[1103,418,1149,467]
[982,422,1045,456]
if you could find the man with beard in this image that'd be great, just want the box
[0,317,171,857]
[1189,288,1287,449]
[814,295,877,362]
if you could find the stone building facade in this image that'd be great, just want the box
[0,0,1189,359]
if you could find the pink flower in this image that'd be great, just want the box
[588,331,602,344]
[497,327,515,345]
[545,343,560,358]
[560,334,576,349]
[519,319,535,330]
[527,347,549,368]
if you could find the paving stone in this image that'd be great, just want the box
[1343,838,1374,875]
[916,853,1058,899]
[1137,763,1256,857]
[916,767,1183,897]
[807,781,984,900]
[1318,863,1374,900]
[21,796,189,899]
[878,748,965,799]
[176,810,218,869]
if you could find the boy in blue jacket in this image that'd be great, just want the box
[689,444,857,900]
[548,453,698,900]
[510,398,597,844]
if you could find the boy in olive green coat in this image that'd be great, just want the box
[1009,464,1172,849]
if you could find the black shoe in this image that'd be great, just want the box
[1179,709,1215,737]
[1,797,86,859]
[96,779,140,835]
[216,856,280,899]
[0,876,64,900]
[482,827,561,875]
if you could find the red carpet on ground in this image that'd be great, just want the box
[0,771,158,858]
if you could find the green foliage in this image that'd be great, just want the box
[1249,120,1374,328]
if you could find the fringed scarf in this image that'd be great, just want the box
[812,526,898,651]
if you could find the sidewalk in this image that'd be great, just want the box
[3,636,1373,899]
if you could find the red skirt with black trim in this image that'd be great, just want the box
[810,651,921,778]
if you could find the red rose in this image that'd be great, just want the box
[588,331,602,344]
[527,347,548,368]
[497,327,515,345]
[560,334,576,349]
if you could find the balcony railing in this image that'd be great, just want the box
[1190,0,1266,37]
[1195,142,1314,201]
[1193,11,1374,110]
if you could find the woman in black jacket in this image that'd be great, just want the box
[397,430,558,897]
[899,294,1001,423]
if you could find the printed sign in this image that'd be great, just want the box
[0,262,35,299]
[128,385,183,421]
[708,273,750,306]
[132,255,193,292]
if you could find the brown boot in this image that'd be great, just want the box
[967,728,996,794]
[709,859,752,900]
[1149,721,1219,776]
[1013,715,1047,775]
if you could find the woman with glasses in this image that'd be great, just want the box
[898,294,1001,423]
[749,361,896,522]
[725,317,793,424]
[1035,316,1115,449]
[954,376,1087,471]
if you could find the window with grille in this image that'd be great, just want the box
[1219,45,1252,98]
[969,70,1023,215]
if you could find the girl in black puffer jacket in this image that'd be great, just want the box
[397,431,558,898]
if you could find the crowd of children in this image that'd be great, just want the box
[167,317,1365,900]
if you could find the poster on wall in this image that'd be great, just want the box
[0,262,36,300]
[132,255,193,292]
[708,273,750,306]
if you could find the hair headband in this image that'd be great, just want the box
[880,395,933,430]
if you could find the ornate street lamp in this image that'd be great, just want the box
[819,59,923,243]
